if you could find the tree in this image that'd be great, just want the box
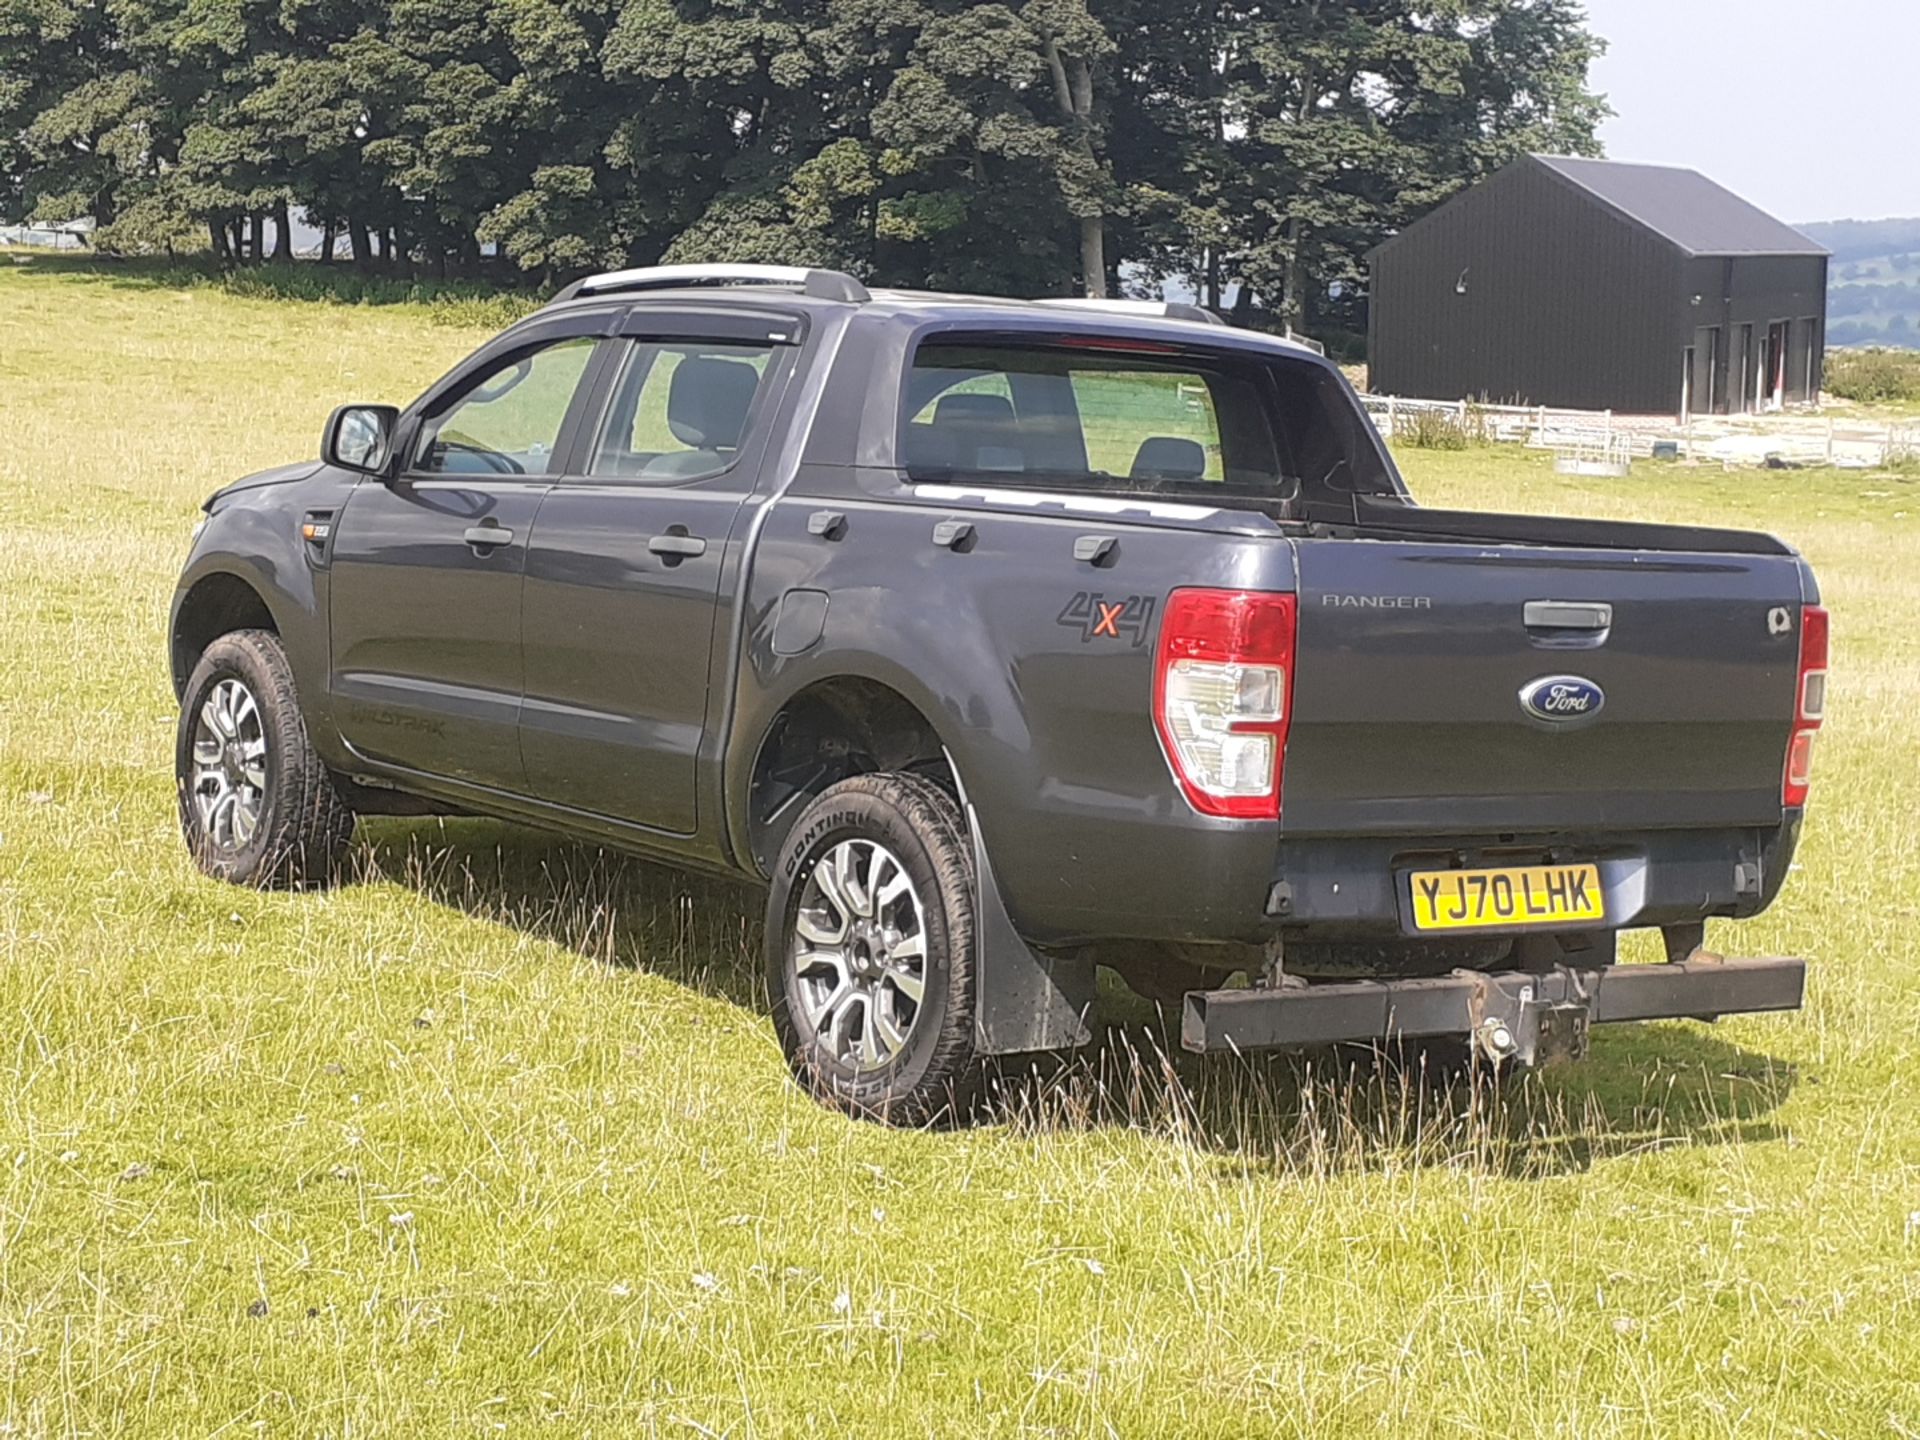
[865,2,1091,294]
[1027,0,1116,295]
[0,0,1607,326]
[1,0,151,232]
[1186,0,1606,335]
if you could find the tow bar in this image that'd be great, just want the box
[1180,953,1806,1065]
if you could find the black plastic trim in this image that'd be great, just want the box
[1181,956,1806,1054]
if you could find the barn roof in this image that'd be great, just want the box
[1530,155,1828,258]
[1370,155,1830,261]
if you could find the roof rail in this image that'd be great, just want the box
[1032,297,1227,327]
[549,263,870,306]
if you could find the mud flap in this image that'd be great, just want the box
[967,806,1096,1055]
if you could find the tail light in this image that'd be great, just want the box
[1783,604,1828,808]
[1152,588,1297,820]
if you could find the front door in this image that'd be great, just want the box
[519,329,792,834]
[329,333,601,789]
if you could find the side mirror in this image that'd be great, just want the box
[322,404,400,475]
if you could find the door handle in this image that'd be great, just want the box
[648,533,708,559]
[463,522,513,549]
[1524,600,1612,631]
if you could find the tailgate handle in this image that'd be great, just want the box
[1525,600,1612,631]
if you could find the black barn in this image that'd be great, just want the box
[1367,156,1829,416]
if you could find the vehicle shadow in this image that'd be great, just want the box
[356,817,770,1012]
[986,1004,1797,1181]
[356,818,1797,1179]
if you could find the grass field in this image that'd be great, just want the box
[3,255,1919,1437]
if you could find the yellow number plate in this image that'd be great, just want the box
[1408,864,1604,932]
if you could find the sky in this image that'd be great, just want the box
[1581,0,1918,224]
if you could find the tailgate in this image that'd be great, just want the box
[1281,538,1808,835]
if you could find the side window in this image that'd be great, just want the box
[906,370,1013,423]
[903,369,1022,473]
[589,341,775,480]
[413,336,597,476]
[1067,369,1226,481]
[900,341,1286,492]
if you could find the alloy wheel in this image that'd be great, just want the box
[789,838,930,1071]
[189,677,268,851]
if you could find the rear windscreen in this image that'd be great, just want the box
[901,339,1394,503]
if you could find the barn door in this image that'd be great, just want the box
[1736,324,1755,414]
[1690,329,1722,416]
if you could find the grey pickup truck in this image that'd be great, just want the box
[171,264,1824,1123]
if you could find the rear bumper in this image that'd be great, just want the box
[1181,956,1806,1064]
[1264,820,1802,937]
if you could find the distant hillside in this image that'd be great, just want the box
[1801,217,1920,350]
[1800,218,1920,261]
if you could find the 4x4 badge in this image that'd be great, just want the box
[1057,592,1155,646]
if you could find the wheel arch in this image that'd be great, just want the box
[170,569,283,698]
[743,670,1099,1064]
[739,673,964,879]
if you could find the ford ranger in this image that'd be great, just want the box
[170,264,1821,1123]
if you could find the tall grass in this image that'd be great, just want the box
[1398,402,1490,450]
[2,261,1918,1436]
[1826,345,1920,403]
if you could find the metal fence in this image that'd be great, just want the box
[1359,393,1919,470]
[0,223,90,250]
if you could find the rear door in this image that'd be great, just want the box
[1282,539,1807,836]
[518,309,797,834]
[328,329,604,789]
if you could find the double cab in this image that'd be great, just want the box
[172,265,1822,1122]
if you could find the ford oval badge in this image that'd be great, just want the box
[1519,675,1605,722]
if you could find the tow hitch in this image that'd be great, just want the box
[1466,969,1595,1067]
[1180,954,1805,1064]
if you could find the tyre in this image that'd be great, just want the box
[767,772,981,1125]
[176,628,355,888]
